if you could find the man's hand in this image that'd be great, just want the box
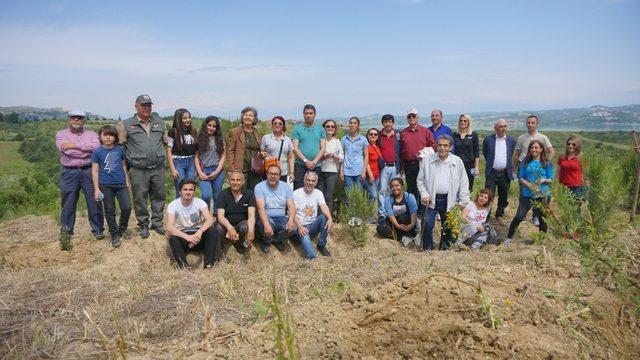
[226,227,239,241]
[360,172,366,181]
[286,220,295,232]
[421,195,431,206]
[246,231,255,246]
[60,141,76,150]
[325,219,334,233]
[170,169,179,180]
[298,225,309,237]
[94,189,101,202]
[263,223,274,238]
[305,160,315,170]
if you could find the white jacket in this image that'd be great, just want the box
[416,153,470,211]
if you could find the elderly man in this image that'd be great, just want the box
[399,108,436,217]
[292,171,333,259]
[255,163,296,253]
[214,170,256,255]
[428,109,454,144]
[292,104,326,190]
[417,134,470,251]
[166,179,218,269]
[482,119,517,224]
[117,94,167,239]
[56,110,104,250]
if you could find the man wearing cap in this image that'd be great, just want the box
[399,108,435,217]
[254,162,296,254]
[117,95,168,239]
[56,110,104,250]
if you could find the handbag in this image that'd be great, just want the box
[263,136,285,174]
[250,152,265,177]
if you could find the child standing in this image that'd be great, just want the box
[459,189,492,249]
[167,108,197,198]
[91,125,131,247]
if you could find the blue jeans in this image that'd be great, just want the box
[172,157,196,198]
[378,166,398,217]
[60,167,104,234]
[199,166,225,212]
[344,175,365,191]
[292,214,328,259]
[422,194,453,251]
[256,215,289,244]
[362,177,379,204]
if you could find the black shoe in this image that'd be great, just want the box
[261,243,270,254]
[94,230,106,240]
[139,225,150,239]
[119,229,132,240]
[377,215,386,224]
[59,227,72,251]
[273,241,286,252]
[317,246,331,257]
[151,225,166,235]
[111,234,121,248]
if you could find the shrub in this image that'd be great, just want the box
[338,186,375,247]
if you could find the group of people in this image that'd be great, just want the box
[56,94,588,268]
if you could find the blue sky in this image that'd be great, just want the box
[1,0,638,120]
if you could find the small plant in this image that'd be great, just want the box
[444,206,463,240]
[338,186,375,247]
[271,274,298,360]
[477,284,501,330]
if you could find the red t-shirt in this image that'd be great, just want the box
[378,130,396,163]
[558,156,583,187]
[399,125,435,162]
[368,144,381,179]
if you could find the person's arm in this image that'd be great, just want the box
[482,137,489,161]
[115,121,127,145]
[319,202,333,231]
[216,208,239,241]
[292,138,305,162]
[287,149,295,180]
[246,206,256,245]
[416,161,430,205]
[293,211,309,237]
[226,129,236,171]
[122,160,130,188]
[167,213,197,244]
[473,133,480,175]
[312,138,326,166]
[166,138,179,180]
[91,163,101,201]
[285,199,296,232]
[255,198,273,237]
[512,149,521,177]
[458,162,470,207]
[546,146,555,161]
[196,206,215,234]
[195,152,207,180]
[361,144,369,181]
[366,161,374,183]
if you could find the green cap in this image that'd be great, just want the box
[135,94,153,104]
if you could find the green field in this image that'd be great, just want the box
[0,141,33,186]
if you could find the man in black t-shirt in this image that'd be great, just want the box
[215,170,257,255]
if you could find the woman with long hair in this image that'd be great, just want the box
[196,116,226,212]
[558,135,587,199]
[365,128,383,222]
[167,108,197,198]
[227,107,263,190]
[506,140,554,244]
[376,177,418,247]
[319,119,343,213]
[459,189,493,249]
[339,116,368,190]
[260,116,294,182]
[453,114,479,191]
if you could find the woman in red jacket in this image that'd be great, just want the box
[557,135,587,199]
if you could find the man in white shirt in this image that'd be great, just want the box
[417,135,470,251]
[482,119,517,224]
[292,171,334,258]
[166,179,217,269]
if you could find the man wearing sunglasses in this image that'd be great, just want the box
[56,110,104,250]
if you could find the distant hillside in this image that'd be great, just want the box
[0,106,107,121]
[330,104,640,131]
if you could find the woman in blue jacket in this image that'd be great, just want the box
[506,140,553,244]
[376,177,418,247]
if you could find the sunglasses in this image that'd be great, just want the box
[407,114,417,118]
[69,116,85,120]
[325,125,335,129]
[368,133,379,137]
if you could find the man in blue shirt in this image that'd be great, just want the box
[291,104,326,190]
[428,110,454,152]
[255,163,296,253]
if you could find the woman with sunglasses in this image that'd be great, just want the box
[558,135,587,200]
[260,116,295,182]
[453,114,479,191]
[365,128,384,222]
[319,119,343,213]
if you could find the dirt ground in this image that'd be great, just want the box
[1,210,639,359]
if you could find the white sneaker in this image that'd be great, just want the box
[413,234,421,246]
[503,238,512,246]
[401,236,412,247]
[532,216,540,227]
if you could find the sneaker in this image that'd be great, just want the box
[401,236,412,247]
[111,234,121,248]
[273,241,286,252]
[369,217,377,224]
[59,227,72,251]
[260,243,270,254]
[139,225,150,239]
[151,225,166,235]
[119,229,132,240]
[377,215,386,224]
[532,216,540,227]
[94,230,106,240]
[413,234,421,246]
[317,246,331,257]
[503,238,512,246]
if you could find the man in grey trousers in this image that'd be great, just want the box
[117,94,168,238]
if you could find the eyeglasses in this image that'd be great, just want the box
[407,114,417,118]
[324,125,335,129]
[368,133,379,137]
[69,116,85,120]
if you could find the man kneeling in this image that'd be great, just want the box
[167,179,218,269]
[292,171,333,258]
[215,170,256,255]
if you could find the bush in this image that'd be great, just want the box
[13,133,25,141]
[338,186,375,247]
